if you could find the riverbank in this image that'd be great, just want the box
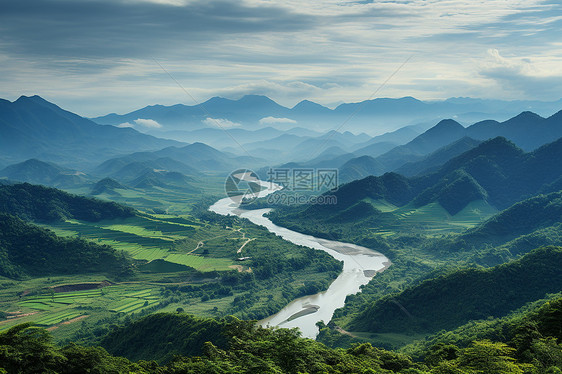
[209,184,390,338]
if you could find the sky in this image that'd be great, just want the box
[1,0,562,117]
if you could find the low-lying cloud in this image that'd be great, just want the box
[202,117,241,128]
[259,116,297,124]
[134,118,163,128]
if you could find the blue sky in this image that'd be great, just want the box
[1,0,561,116]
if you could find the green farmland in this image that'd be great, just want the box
[0,190,342,344]
[40,214,244,272]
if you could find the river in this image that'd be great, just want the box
[209,178,390,339]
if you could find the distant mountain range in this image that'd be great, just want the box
[0,142,247,192]
[2,95,562,186]
[0,95,183,168]
[92,95,562,136]
[334,110,562,182]
[284,136,562,228]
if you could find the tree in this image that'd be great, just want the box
[0,323,65,373]
[456,340,528,373]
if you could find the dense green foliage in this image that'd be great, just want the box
[461,191,562,246]
[267,169,562,350]
[402,293,562,359]
[2,300,562,373]
[348,246,562,334]
[0,183,135,222]
[101,313,228,363]
[0,213,133,278]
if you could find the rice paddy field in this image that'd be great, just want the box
[0,280,165,337]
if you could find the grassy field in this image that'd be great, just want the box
[368,199,498,237]
[66,175,225,215]
[39,214,244,272]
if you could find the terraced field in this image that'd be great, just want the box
[41,214,244,272]
[0,285,167,332]
[34,311,84,326]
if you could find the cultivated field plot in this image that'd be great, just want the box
[18,289,102,311]
[108,288,160,313]
[33,311,84,326]
[42,214,245,272]
[369,200,498,236]
[0,285,167,331]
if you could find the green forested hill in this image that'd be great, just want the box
[0,183,135,222]
[402,292,562,359]
[2,299,561,373]
[0,213,132,278]
[0,158,90,188]
[347,246,562,335]
[394,137,482,177]
[101,313,228,363]
[461,191,562,247]
[270,136,562,233]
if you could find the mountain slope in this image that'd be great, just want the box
[276,136,562,226]
[0,95,182,167]
[93,95,562,136]
[0,213,132,278]
[94,95,292,130]
[130,170,200,191]
[91,177,127,195]
[337,110,562,182]
[348,246,562,334]
[0,183,135,222]
[95,142,260,177]
[0,159,90,188]
[395,137,482,177]
[460,191,562,247]
[101,313,227,363]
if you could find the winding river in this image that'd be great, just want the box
[209,179,390,339]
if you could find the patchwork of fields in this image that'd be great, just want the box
[0,210,258,338]
[0,284,162,332]
[41,214,246,272]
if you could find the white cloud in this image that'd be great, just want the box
[259,116,297,124]
[116,122,135,128]
[478,49,562,100]
[202,117,242,128]
[134,118,162,128]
